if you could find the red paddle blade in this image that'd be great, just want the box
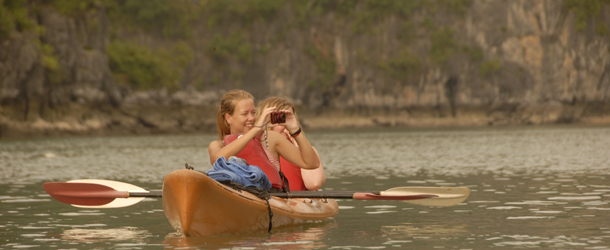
[353,193,438,201]
[43,182,129,206]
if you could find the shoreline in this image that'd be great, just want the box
[2,106,610,139]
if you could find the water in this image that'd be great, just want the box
[1,125,610,249]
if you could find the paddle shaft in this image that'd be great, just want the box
[65,188,434,200]
[130,191,162,197]
[128,190,381,198]
[44,181,466,207]
[128,190,436,200]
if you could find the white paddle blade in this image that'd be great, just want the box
[67,179,147,208]
[382,186,470,207]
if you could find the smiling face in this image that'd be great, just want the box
[225,98,256,134]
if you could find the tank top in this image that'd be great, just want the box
[278,130,308,191]
[223,133,284,190]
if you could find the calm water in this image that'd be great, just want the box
[1,125,609,249]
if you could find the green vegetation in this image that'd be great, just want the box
[104,0,201,38]
[564,0,610,32]
[49,0,97,16]
[597,22,608,36]
[379,48,421,82]
[430,27,458,64]
[206,34,253,65]
[106,40,193,91]
[464,46,484,62]
[479,59,501,77]
[0,0,35,37]
[40,42,63,85]
[306,47,336,88]
[203,0,284,29]
[442,0,473,16]
[1,0,487,94]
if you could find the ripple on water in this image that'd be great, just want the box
[338,206,355,209]
[59,212,106,216]
[383,240,412,244]
[587,207,610,211]
[21,234,46,237]
[10,245,41,248]
[62,227,151,242]
[468,201,501,204]
[2,198,51,203]
[262,240,314,246]
[406,180,427,184]
[582,201,608,206]
[364,205,397,209]
[547,196,601,201]
[531,211,563,214]
[486,206,522,210]
[366,211,397,215]
[507,216,555,219]
[505,200,556,206]
[490,235,594,247]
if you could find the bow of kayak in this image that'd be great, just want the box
[162,169,339,237]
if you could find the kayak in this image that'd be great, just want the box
[162,169,339,237]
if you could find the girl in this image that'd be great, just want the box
[256,97,326,191]
[208,90,319,192]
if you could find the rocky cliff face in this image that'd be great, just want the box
[0,0,609,138]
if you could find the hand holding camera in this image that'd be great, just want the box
[270,112,286,124]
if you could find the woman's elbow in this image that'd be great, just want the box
[305,179,326,191]
[209,154,221,165]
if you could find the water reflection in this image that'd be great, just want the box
[61,226,151,242]
[162,223,337,249]
[381,222,468,237]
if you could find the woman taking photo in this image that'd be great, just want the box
[256,97,326,191]
[208,89,319,192]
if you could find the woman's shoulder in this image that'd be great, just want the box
[209,139,224,148]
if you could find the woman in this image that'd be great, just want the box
[208,90,319,192]
[256,97,326,191]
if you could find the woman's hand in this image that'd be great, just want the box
[279,109,299,134]
[256,107,276,128]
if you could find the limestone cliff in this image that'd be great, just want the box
[0,0,609,138]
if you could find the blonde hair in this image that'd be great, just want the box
[217,89,254,140]
[256,97,300,130]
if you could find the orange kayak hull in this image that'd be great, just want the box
[162,169,339,237]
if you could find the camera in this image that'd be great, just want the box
[270,112,286,124]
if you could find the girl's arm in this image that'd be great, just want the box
[271,130,319,170]
[301,147,326,190]
[270,109,320,170]
[208,107,276,165]
[208,126,262,165]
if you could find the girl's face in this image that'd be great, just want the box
[271,124,285,134]
[226,99,256,134]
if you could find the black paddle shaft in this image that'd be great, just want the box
[128,190,379,199]
[129,191,163,197]
[274,191,381,199]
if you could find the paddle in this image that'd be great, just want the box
[43,180,469,208]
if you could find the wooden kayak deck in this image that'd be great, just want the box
[162,169,339,237]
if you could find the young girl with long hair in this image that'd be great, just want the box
[208,90,319,192]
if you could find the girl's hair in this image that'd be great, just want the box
[256,96,300,129]
[217,89,254,140]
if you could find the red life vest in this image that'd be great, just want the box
[223,134,284,190]
[280,157,307,191]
